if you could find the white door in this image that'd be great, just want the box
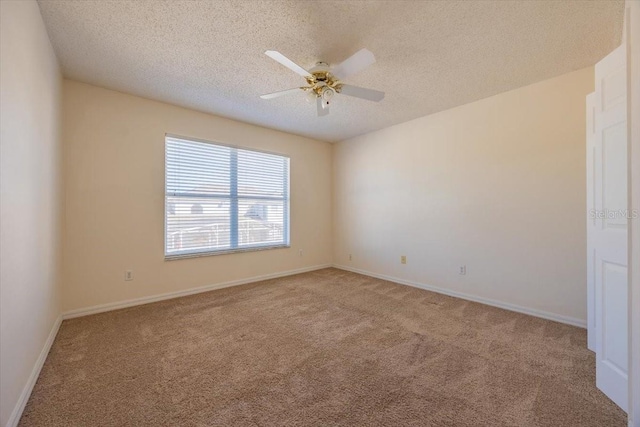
[591,43,628,412]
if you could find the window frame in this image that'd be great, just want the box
[164,134,290,260]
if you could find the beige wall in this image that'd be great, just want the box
[333,67,594,324]
[61,81,332,312]
[0,1,63,425]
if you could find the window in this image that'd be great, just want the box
[165,135,290,259]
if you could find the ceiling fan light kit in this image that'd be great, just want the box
[260,49,385,117]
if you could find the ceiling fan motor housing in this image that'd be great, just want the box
[309,62,330,74]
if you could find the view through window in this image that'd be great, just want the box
[165,136,290,258]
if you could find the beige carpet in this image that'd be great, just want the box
[20,268,625,426]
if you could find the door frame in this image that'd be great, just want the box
[625,1,640,425]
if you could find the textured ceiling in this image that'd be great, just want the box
[38,0,624,142]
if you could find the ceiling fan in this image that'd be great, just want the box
[260,48,385,117]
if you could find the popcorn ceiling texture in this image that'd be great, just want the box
[37,0,624,142]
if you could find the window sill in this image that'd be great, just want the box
[164,244,291,261]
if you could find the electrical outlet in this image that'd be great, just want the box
[401,255,407,264]
[459,265,466,275]
[125,270,133,281]
[349,254,352,261]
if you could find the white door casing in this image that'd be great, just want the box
[587,91,596,352]
[593,43,629,413]
[625,1,640,424]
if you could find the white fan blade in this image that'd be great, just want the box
[317,97,329,117]
[260,88,302,99]
[265,50,312,78]
[331,48,376,80]
[339,84,385,102]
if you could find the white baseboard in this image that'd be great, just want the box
[62,264,332,320]
[5,315,62,427]
[333,264,587,328]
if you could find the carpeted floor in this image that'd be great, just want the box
[20,268,625,426]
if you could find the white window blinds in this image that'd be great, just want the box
[165,135,290,258]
